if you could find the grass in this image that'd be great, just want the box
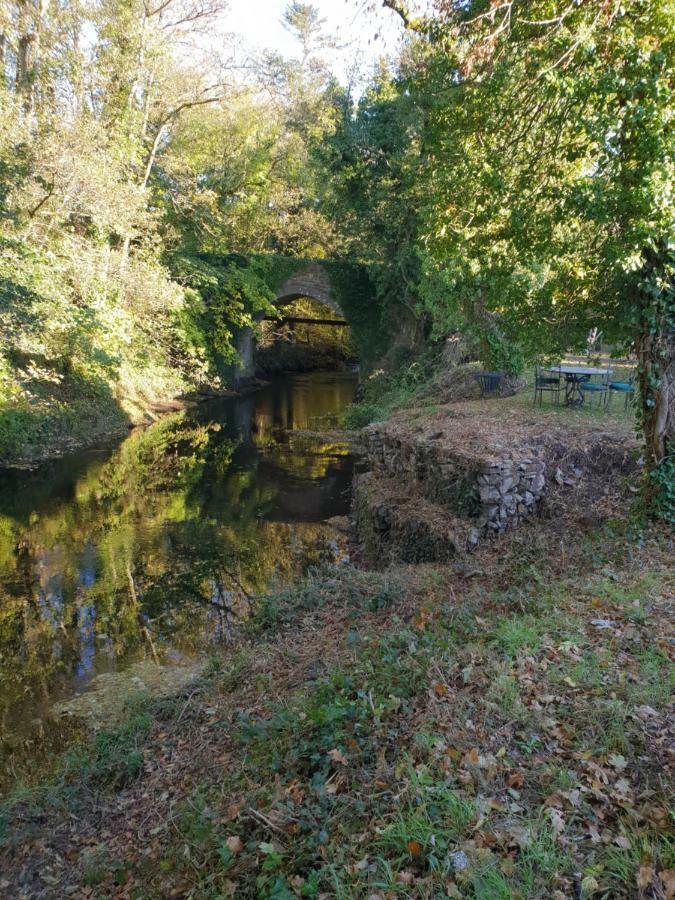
[341,354,639,435]
[0,703,152,848]
[493,615,543,656]
[0,516,672,897]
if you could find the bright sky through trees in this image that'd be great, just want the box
[228,0,405,84]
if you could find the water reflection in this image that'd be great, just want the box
[0,372,355,770]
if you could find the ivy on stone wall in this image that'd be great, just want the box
[170,251,385,382]
[322,260,387,369]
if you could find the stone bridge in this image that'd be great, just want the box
[236,262,348,381]
[274,263,344,316]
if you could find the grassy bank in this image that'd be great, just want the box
[1,513,672,898]
[0,238,194,468]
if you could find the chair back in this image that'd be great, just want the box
[535,365,560,385]
[477,371,502,396]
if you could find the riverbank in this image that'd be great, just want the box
[1,383,672,898]
[0,372,247,470]
[0,365,190,470]
[2,518,671,898]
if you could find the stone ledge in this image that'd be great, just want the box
[361,423,545,534]
[353,472,480,566]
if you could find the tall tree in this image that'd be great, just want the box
[379,0,674,517]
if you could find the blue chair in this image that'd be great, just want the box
[580,368,610,408]
[533,366,561,406]
[609,372,636,411]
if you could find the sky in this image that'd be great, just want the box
[226,0,407,85]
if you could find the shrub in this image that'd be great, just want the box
[340,402,381,429]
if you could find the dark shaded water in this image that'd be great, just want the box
[0,372,356,775]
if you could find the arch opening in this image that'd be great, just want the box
[255,295,354,377]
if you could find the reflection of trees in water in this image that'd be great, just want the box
[0,403,346,746]
[249,373,356,442]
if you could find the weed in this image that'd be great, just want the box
[376,768,475,878]
[487,671,529,723]
[493,616,542,656]
[220,647,251,693]
[626,647,674,708]
[599,830,675,896]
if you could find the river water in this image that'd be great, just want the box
[0,371,356,784]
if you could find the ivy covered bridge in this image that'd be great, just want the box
[209,256,381,382]
[235,260,357,380]
[173,252,386,384]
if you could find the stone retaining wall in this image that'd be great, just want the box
[361,424,546,535]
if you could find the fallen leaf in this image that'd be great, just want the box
[465,748,480,766]
[588,825,601,844]
[407,840,423,857]
[660,870,675,900]
[328,748,348,766]
[637,866,655,890]
[226,802,244,821]
[549,808,565,837]
[226,836,243,855]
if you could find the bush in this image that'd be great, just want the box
[340,344,446,429]
[340,402,381,429]
[483,328,525,376]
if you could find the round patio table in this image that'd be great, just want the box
[552,365,613,407]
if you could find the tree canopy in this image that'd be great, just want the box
[1,0,672,514]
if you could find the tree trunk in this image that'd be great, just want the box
[634,244,675,519]
[636,326,674,509]
[17,30,37,113]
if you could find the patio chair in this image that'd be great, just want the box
[580,367,611,408]
[533,366,561,406]
[608,371,636,412]
[476,371,503,397]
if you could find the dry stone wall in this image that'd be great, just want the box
[361,423,546,538]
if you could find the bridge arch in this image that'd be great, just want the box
[236,261,350,381]
[273,263,345,318]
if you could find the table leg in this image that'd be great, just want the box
[565,375,584,407]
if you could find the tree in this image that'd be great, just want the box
[379,0,674,518]
[282,2,331,67]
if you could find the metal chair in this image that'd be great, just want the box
[580,367,611,408]
[533,366,561,406]
[608,371,636,412]
[476,371,503,397]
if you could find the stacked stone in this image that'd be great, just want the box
[476,454,546,534]
[361,424,547,539]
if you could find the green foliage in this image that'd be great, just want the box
[0,0,351,463]
[323,260,386,368]
[340,345,444,428]
[86,714,151,787]
[340,402,382,429]
[0,709,151,848]
[170,253,277,380]
[493,616,542,657]
[391,0,674,515]
[483,328,525,377]
[319,68,428,363]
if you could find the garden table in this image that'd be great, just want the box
[552,365,613,408]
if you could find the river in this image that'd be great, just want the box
[0,371,356,787]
